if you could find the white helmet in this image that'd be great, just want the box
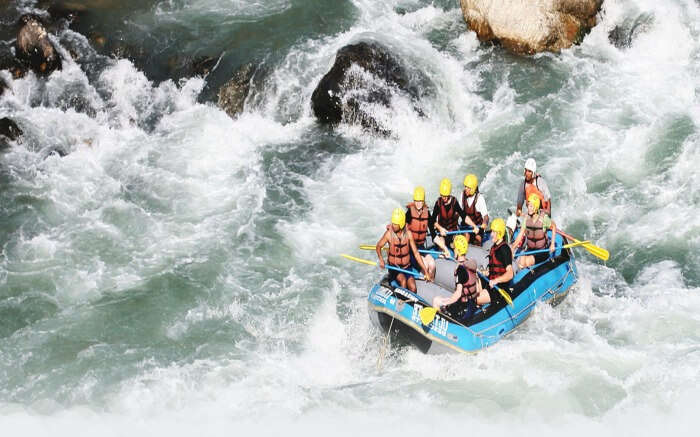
[524,158,536,173]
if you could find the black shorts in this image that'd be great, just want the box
[533,251,551,264]
[444,299,476,321]
[388,265,413,283]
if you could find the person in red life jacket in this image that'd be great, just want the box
[511,193,557,269]
[429,178,466,259]
[461,174,489,246]
[376,208,432,292]
[431,235,488,319]
[485,218,514,291]
[515,158,552,217]
[405,186,436,280]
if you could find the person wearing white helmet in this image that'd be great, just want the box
[515,158,552,217]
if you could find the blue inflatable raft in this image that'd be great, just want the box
[367,233,578,353]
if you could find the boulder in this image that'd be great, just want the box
[459,0,603,55]
[0,118,23,147]
[217,63,256,119]
[16,15,62,75]
[311,41,423,133]
[608,12,653,49]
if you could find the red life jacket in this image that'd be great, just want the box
[488,240,508,281]
[438,196,459,232]
[461,190,483,226]
[524,175,550,211]
[454,260,478,301]
[387,226,411,269]
[406,202,429,247]
[525,212,548,250]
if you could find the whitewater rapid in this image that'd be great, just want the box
[1,0,699,435]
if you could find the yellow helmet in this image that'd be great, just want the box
[413,186,425,202]
[527,193,541,212]
[453,234,469,256]
[391,208,406,229]
[439,178,452,196]
[463,174,478,192]
[490,218,506,241]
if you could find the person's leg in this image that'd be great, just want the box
[422,254,436,278]
[476,289,491,306]
[433,236,450,258]
[518,254,535,269]
[406,276,417,292]
[396,273,407,289]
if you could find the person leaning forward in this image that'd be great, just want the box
[432,235,490,320]
[429,178,465,259]
[376,208,432,292]
[516,158,552,217]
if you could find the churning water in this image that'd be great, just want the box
[0,0,698,435]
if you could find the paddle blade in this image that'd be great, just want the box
[497,287,514,307]
[583,242,610,261]
[419,307,437,325]
[340,254,378,266]
[571,238,610,261]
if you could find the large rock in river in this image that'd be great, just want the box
[16,15,62,75]
[311,41,424,133]
[0,118,23,148]
[460,0,603,55]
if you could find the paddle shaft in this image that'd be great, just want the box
[340,254,423,279]
[556,229,610,261]
[476,270,513,307]
[514,241,589,258]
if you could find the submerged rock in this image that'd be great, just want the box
[459,0,603,55]
[16,15,62,75]
[311,41,423,133]
[217,63,256,119]
[0,118,23,147]
[608,13,654,49]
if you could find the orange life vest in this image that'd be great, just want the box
[406,202,429,247]
[387,226,411,269]
[524,176,550,211]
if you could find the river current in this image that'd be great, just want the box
[0,0,699,435]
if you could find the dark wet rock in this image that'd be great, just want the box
[16,15,62,75]
[168,54,220,81]
[311,42,424,133]
[56,93,98,118]
[608,13,654,49]
[217,63,256,119]
[0,118,23,147]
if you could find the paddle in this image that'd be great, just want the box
[514,240,590,258]
[476,271,514,307]
[418,249,444,256]
[359,244,386,251]
[340,254,424,279]
[556,229,609,261]
[359,246,448,259]
[445,229,475,235]
[419,306,438,325]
